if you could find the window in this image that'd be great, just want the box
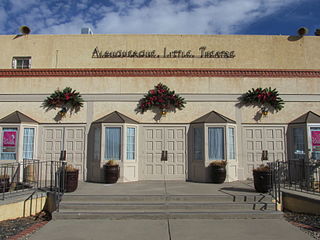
[23,128,35,159]
[1,128,18,160]
[228,127,236,159]
[104,127,121,160]
[310,127,320,160]
[194,127,203,160]
[208,127,224,160]
[293,127,305,158]
[12,57,31,69]
[126,128,136,160]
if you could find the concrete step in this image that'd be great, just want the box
[59,202,275,211]
[53,210,283,220]
[61,194,273,203]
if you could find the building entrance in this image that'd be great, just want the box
[40,126,85,179]
[141,126,186,180]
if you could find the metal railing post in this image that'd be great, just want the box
[277,161,281,204]
[50,161,53,191]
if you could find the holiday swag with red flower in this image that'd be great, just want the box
[240,87,284,112]
[43,87,84,117]
[137,83,186,114]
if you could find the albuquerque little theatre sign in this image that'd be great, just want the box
[92,46,235,59]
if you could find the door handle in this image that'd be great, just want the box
[262,150,268,161]
[161,150,168,161]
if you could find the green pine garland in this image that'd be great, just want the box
[240,87,284,112]
[43,87,84,115]
[137,83,186,113]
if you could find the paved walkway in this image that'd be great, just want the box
[30,218,312,240]
[64,180,260,196]
[29,181,312,240]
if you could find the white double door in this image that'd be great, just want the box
[40,125,86,179]
[243,126,286,178]
[141,126,186,180]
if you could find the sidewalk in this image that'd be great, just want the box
[30,218,312,240]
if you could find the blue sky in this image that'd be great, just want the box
[0,0,319,35]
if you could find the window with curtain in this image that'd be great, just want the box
[208,127,224,160]
[194,127,203,160]
[126,128,136,160]
[23,128,35,159]
[293,127,305,158]
[105,127,121,160]
[228,127,236,159]
[1,128,18,160]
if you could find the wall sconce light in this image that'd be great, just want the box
[58,107,67,117]
[315,29,320,36]
[261,107,269,116]
[161,109,167,117]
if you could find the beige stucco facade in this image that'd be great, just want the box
[0,34,319,183]
[1,34,320,69]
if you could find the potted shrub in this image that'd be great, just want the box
[253,164,271,193]
[63,164,79,193]
[209,160,227,184]
[104,160,120,184]
[0,174,10,193]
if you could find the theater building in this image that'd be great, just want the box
[0,33,319,183]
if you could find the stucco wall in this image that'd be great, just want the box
[0,76,319,95]
[0,34,319,69]
[0,73,319,124]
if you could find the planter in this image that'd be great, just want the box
[23,165,36,182]
[0,177,10,193]
[104,165,120,184]
[211,165,226,184]
[253,171,271,193]
[64,169,79,192]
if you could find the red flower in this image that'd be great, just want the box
[64,93,72,101]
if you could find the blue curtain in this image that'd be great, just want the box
[105,127,121,160]
[126,128,135,160]
[208,127,224,160]
[228,127,236,159]
[23,128,35,159]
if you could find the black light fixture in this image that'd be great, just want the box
[19,26,31,35]
[297,27,309,36]
[315,29,320,36]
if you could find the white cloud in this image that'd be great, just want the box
[92,0,302,34]
[0,0,304,35]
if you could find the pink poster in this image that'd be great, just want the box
[311,131,320,154]
[3,131,16,147]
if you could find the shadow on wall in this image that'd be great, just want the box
[287,36,303,42]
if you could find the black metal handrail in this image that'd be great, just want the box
[269,159,320,204]
[1,159,66,201]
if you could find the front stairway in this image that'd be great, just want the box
[53,181,282,220]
